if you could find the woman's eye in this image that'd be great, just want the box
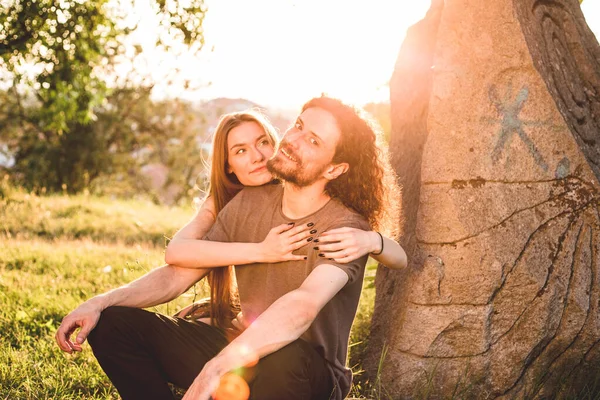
[258,139,270,147]
[310,138,318,146]
[294,122,302,130]
[236,148,246,155]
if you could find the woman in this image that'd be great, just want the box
[166,109,406,330]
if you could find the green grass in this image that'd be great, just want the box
[0,183,210,399]
[0,184,193,246]
[0,184,378,399]
[346,260,397,400]
[0,239,208,399]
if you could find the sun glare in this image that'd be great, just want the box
[200,0,431,108]
[126,0,431,109]
[127,0,599,110]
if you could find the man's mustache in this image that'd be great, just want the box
[274,141,299,162]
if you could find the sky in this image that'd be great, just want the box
[127,0,600,110]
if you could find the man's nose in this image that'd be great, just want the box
[284,131,303,148]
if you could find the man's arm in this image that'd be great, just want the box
[182,264,349,399]
[227,263,347,357]
[92,264,209,309]
[56,196,222,353]
[55,264,208,353]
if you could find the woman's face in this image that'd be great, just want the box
[226,121,275,186]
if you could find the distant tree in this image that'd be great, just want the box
[0,0,206,192]
[87,88,210,204]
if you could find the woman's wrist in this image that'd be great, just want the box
[253,242,268,263]
[368,231,379,254]
[371,231,384,255]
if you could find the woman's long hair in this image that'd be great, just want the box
[206,110,278,330]
[301,97,401,238]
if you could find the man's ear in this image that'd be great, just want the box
[324,162,349,181]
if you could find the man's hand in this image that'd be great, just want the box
[183,345,257,400]
[182,362,222,400]
[55,300,103,353]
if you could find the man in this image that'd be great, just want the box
[56,96,400,399]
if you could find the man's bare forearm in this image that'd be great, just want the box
[207,289,317,374]
[87,264,208,311]
[205,265,348,374]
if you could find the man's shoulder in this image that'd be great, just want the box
[208,183,282,241]
[228,182,282,207]
[321,199,370,231]
[238,182,282,198]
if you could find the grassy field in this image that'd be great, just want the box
[0,183,379,399]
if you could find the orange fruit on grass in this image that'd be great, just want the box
[212,373,250,400]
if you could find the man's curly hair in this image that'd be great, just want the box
[302,97,401,237]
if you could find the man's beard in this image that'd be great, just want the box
[267,145,325,187]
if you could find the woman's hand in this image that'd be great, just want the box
[231,311,250,331]
[315,227,381,264]
[174,298,211,320]
[258,222,315,263]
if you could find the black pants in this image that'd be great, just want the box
[87,306,334,400]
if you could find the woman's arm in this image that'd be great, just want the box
[172,196,218,241]
[166,197,313,268]
[315,227,408,269]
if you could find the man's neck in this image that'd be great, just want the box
[281,181,331,220]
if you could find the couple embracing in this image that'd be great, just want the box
[56,96,406,400]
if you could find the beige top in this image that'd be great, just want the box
[205,183,370,399]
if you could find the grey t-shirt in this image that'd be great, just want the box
[204,183,370,399]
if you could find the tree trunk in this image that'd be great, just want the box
[368,0,600,397]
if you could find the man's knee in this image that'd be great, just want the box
[258,340,313,374]
[250,340,321,400]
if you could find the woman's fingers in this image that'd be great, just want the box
[318,249,347,259]
[275,222,317,246]
[313,241,345,252]
[330,255,354,264]
[314,233,355,251]
[284,253,308,261]
[316,250,354,264]
[287,226,315,244]
[289,232,313,246]
[175,304,194,318]
[284,222,314,237]
[271,223,296,235]
[231,317,244,331]
[320,227,352,237]
[316,231,350,244]
[290,236,312,251]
